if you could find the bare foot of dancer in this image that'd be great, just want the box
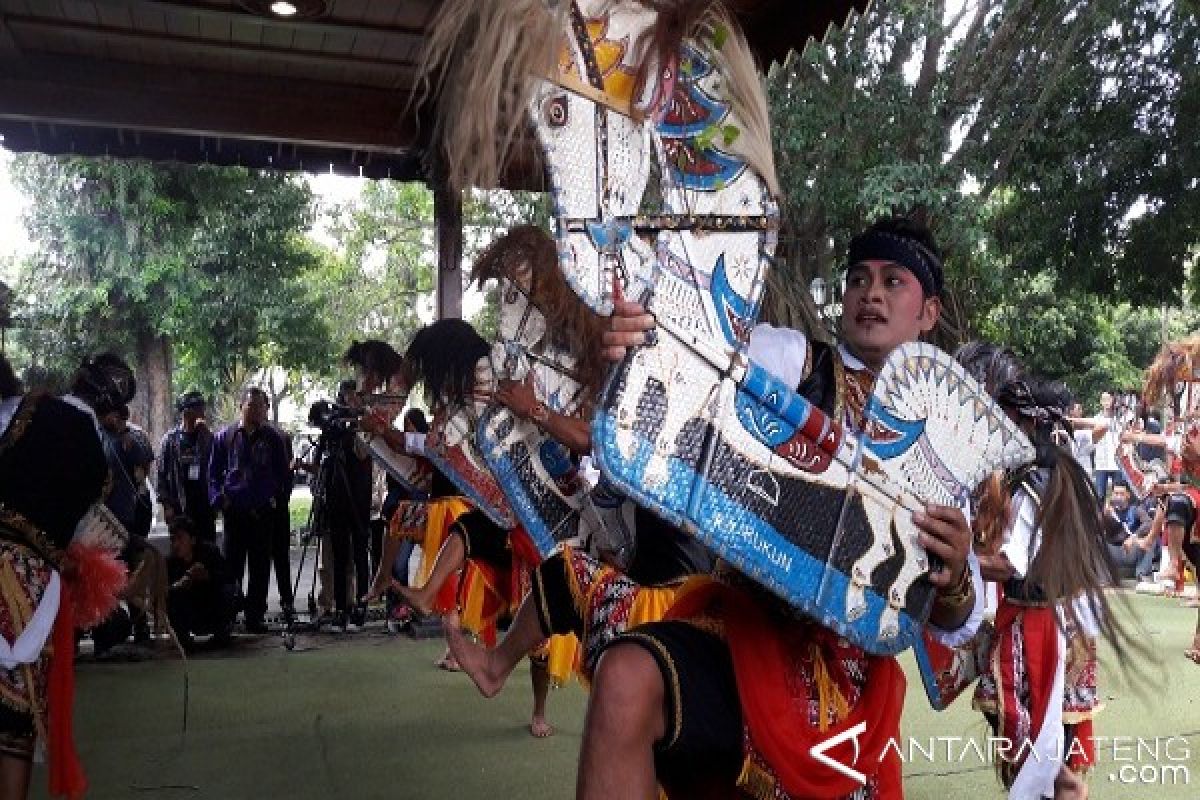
[444,612,516,698]
[435,647,462,672]
[1186,632,1200,666]
[529,716,555,738]
[361,575,401,605]
[394,584,435,617]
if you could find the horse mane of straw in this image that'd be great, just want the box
[1144,335,1200,409]
[472,225,609,397]
[420,1,778,198]
[684,5,780,198]
[419,0,563,191]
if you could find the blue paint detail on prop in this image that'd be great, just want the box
[742,362,817,429]
[735,390,794,448]
[424,448,514,532]
[538,439,574,478]
[586,219,633,254]
[657,48,720,138]
[710,254,754,348]
[911,635,951,711]
[672,149,746,192]
[591,408,921,656]
[474,408,557,557]
[658,45,747,191]
[862,396,925,459]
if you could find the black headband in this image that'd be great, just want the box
[848,230,944,298]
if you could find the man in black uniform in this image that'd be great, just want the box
[157,391,217,543]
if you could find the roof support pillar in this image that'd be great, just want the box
[434,174,462,320]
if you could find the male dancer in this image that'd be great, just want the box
[449,217,982,798]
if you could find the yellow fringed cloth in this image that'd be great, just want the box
[531,545,682,682]
[416,497,471,588]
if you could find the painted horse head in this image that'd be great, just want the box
[471,224,612,555]
[471,224,609,398]
[422,0,778,322]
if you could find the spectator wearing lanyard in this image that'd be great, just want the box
[157,391,216,543]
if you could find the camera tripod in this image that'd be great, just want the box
[282,431,371,650]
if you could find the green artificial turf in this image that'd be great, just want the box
[31,592,1199,799]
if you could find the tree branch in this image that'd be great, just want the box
[948,0,1038,111]
[883,15,917,78]
[980,10,1092,199]
[913,0,947,110]
[946,0,993,106]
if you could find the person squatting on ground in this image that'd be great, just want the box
[165,516,236,651]
[0,353,124,799]
[1102,484,1160,583]
[157,391,217,544]
[1123,415,1200,660]
[208,387,292,633]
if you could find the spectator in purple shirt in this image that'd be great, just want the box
[208,387,291,633]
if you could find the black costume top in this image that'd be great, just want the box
[0,393,108,566]
[167,540,232,590]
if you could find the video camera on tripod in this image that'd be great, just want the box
[307,399,364,440]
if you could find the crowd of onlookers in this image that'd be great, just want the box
[90,371,390,656]
[1071,390,1186,592]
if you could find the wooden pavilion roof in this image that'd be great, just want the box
[0,1,866,185]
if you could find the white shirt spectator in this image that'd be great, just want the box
[1092,415,1120,472]
[1072,428,1095,476]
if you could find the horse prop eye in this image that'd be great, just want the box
[543,94,569,128]
[504,287,521,304]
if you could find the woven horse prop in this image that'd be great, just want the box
[471,227,629,559]
[1120,336,1200,496]
[1113,389,1167,499]
[424,0,1033,655]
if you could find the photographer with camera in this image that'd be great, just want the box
[208,387,291,634]
[304,381,374,631]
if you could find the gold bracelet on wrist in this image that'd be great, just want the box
[935,563,974,609]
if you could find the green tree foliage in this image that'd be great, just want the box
[311,181,435,370]
[10,155,329,430]
[767,0,1198,394]
[316,183,548,355]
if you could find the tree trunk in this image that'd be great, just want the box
[264,368,288,427]
[133,329,173,451]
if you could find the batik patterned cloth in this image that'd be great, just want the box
[0,541,55,760]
